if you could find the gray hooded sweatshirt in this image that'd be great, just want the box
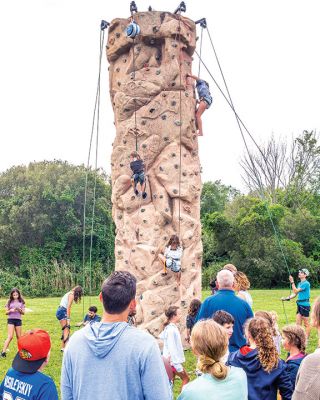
[61,321,171,400]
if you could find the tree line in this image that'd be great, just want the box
[0,131,318,295]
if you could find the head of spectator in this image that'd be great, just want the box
[255,311,277,336]
[234,271,250,292]
[12,329,51,373]
[212,310,234,339]
[100,271,137,322]
[223,264,237,274]
[245,317,278,372]
[216,269,234,290]
[188,299,202,318]
[191,319,228,379]
[311,296,320,330]
[282,324,306,354]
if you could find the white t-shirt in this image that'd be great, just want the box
[239,290,253,307]
[164,246,182,268]
[159,323,185,366]
[60,291,71,308]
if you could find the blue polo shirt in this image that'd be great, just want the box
[297,280,310,306]
[196,289,253,352]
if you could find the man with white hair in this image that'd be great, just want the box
[196,269,253,351]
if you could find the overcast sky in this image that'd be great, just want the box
[0,0,319,191]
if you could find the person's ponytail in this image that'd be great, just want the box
[198,355,228,380]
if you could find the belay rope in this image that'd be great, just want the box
[81,20,107,316]
[195,20,293,323]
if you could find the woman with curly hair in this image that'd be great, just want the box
[255,310,282,354]
[185,299,202,343]
[228,317,293,400]
[178,319,247,399]
[234,271,253,307]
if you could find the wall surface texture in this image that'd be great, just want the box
[107,11,202,337]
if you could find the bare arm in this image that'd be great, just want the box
[66,294,74,319]
[187,73,199,81]
[289,275,301,294]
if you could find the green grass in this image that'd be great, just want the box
[0,290,319,399]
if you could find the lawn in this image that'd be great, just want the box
[0,289,319,399]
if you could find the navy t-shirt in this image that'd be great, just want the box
[196,289,253,352]
[83,314,101,323]
[130,160,144,174]
[0,368,58,400]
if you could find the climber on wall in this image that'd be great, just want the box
[130,151,147,199]
[187,73,213,136]
[158,235,184,304]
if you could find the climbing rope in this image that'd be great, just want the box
[195,22,293,320]
[82,22,106,315]
[177,12,183,237]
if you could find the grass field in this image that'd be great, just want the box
[0,289,319,399]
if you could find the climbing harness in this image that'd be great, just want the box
[61,324,71,344]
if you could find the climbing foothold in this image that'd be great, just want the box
[182,172,187,177]
[120,163,124,167]
[143,220,147,223]
[165,208,169,212]
[118,250,122,255]
[173,189,178,194]
[171,82,176,87]
[159,166,164,171]
[152,26,159,33]
[162,93,167,97]
[116,67,120,72]
[141,120,146,125]
[164,136,169,141]
[171,153,176,157]
[161,115,167,120]
[123,58,127,63]
[156,70,161,75]
[116,32,121,38]
[174,120,181,126]
[125,260,128,264]
[171,55,175,59]
[185,92,189,97]
[149,108,155,113]
[159,195,163,199]
[171,101,176,106]
[141,208,145,213]
[131,196,135,201]
[126,21,141,38]
[117,82,121,86]
[151,310,156,315]
[142,144,147,148]
[174,164,179,169]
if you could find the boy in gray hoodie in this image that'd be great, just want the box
[61,271,171,400]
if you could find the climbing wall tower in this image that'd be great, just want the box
[107,11,202,337]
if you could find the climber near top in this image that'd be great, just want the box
[187,73,213,136]
[130,151,147,199]
[158,235,184,304]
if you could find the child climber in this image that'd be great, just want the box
[187,73,213,136]
[130,151,147,199]
[158,235,183,302]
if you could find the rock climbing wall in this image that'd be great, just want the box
[107,11,202,339]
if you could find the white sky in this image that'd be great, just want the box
[0,0,319,191]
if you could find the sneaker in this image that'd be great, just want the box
[142,192,147,199]
[161,272,168,276]
[60,349,64,353]
[134,189,139,196]
[1,352,6,358]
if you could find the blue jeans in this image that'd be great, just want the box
[56,306,68,321]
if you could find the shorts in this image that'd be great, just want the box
[7,319,22,327]
[200,95,213,109]
[132,172,145,185]
[165,258,181,273]
[297,304,310,317]
[56,306,68,321]
[171,363,183,373]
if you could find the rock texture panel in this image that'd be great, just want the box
[107,11,202,338]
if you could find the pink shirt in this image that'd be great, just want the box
[6,300,25,320]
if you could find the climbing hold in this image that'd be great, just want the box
[171,153,176,157]
[159,195,163,199]
[150,39,155,45]
[123,58,127,63]
[161,115,167,120]
[125,260,128,264]
[156,70,161,75]
[141,120,146,125]
[173,189,178,194]
[141,266,145,270]
[174,164,179,169]
[172,42,178,48]
[118,215,123,220]
[131,196,135,201]
[136,46,141,52]
[130,72,135,80]
[142,144,147,148]
[117,250,122,255]
[149,108,155,113]
[153,194,157,199]
[151,310,156,315]
[174,120,181,126]
[143,220,147,223]
[171,55,175,59]
[152,26,159,33]
[120,163,124,167]
[116,32,121,38]
[165,208,169,212]
[141,208,145,213]
[126,21,141,38]
[182,172,187,177]
[162,93,167,97]
[171,82,176,87]
[159,166,164,171]
[164,136,169,141]
[171,101,176,106]
[117,82,121,86]
[109,38,115,45]
[185,92,189,97]
[164,236,167,241]
[116,67,120,72]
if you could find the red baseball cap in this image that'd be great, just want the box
[12,329,51,374]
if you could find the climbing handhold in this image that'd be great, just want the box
[142,144,147,148]
[171,153,176,157]
[126,21,141,38]
[149,108,155,113]
[164,136,169,141]
[182,172,187,176]
[162,93,167,97]
[116,32,121,38]
[159,166,164,171]
[171,82,176,87]
[116,67,120,72]
[117,82,121,86]
[141,208,145,213]
[152,26,159,33]
[118,250,122,255]
[174,164,179,169]
[161,115,167,120]
[165,208,169,212]
[173,189,178,194]
[153,194,157,199]
[172,42,178,48]
[171,101,176,106]
[123,58,127,63]
[131,196,135,201]
[171,55,175,59]
[174,120,181,126]
[159,195,163,199]
[185,92,189,97]
[120,163,124,167]
[151,310,156,315]
[156,70,161,75]
[141,120,146,126]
